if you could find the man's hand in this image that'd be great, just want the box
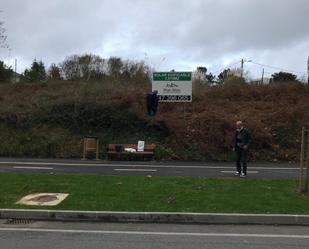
[243,145,248,150]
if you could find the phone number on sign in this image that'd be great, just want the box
[158,95,191,102]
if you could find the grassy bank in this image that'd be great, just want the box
[1,173,308,214]
[0,81,308,161]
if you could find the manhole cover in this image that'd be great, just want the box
[28,195,58,203]
[16,193,69,206]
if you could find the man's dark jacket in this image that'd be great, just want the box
[234,128,252,150]
[146,92,158,112]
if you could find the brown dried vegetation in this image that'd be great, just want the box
[0,80,308,161]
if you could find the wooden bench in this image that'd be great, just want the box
[107,143,156,160]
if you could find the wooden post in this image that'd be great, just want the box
[82,139,87,160]
[299,127,306,192]
[82,136,99,160]
[304,125,309,193]
[96,139,99,160]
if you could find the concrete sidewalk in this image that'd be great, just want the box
[1,209,309,225]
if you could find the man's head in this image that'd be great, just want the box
[236,120,243,130]
[153,90,158,95]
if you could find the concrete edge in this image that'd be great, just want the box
[1,209,309,225]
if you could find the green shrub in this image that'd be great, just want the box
[0,124,81,158]
[154,145,176,160]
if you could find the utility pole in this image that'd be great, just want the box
[307,56,309,92]
[261,68,264,84]
[240,59,244,79]
[240,59,251,80]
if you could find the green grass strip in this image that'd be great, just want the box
[1,173,308,214]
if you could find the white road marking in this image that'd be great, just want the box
[0,227,308,239]
[0,161,299,170]
[13,166,53,170]
[114,169,157,172]
[221,171,259,174]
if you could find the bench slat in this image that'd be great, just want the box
[107,151,154,155]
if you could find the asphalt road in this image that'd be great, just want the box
[0,158,301,179]
[0,220,309,249]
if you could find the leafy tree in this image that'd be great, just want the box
[61,55,80,80]
[60,54,149,83]
[61,54,105,80]
[217,68,247,85]
[24,60,47,82]
[78,54,105,80]
[205,72,216,83]
[48,63,62,80]
[107,57,123,79]
[194,67,216,84]
[217,69,231,83]
[197,66,207,74]
[271,71,297,83]
[130,61,151,84]
[0,60,13,82]
[194,66,207,83]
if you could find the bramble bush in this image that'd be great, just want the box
[0,79,307,161]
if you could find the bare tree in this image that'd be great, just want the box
[0,14,9,49]
[61,54,106,81]
[48,63,63,80]
[107,57,123,79]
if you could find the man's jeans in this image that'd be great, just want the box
[236,148,248,174]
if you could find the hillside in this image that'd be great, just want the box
[0,80,308,161]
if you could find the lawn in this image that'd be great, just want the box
[0,173,308,214]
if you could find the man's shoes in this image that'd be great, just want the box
[234,171,240,176]
[240,172,247,177]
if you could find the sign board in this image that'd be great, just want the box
[152,72,192,102]
[137,141,145,152]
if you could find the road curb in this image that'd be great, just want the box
[1,209,309,225]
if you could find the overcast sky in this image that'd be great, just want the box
[1,0,309,80]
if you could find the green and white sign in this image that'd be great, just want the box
[152,72,192,102]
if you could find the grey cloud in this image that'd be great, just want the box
[1,0,308,76]
[131,0,309,59]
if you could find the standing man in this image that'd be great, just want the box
[146,90,159,116]
[233,120,252,177]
